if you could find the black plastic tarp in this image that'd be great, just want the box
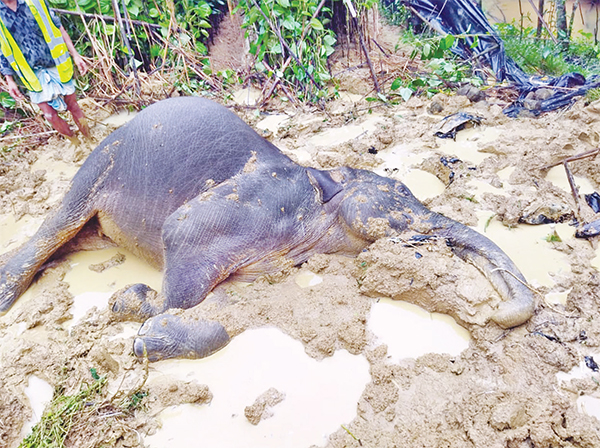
[401,0,600,116]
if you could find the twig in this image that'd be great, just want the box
[52,8,169,31]
[525,0,559,43]
[343,0,380,93]
[262,60,299,105]
[462,43,499,65]
[0,130,57,142]
[371,38,390,57]
[540,148,600,170]
[489,267,539,294]
[540,147,600,219]
[249,0,321,90]
[341,425,363,446]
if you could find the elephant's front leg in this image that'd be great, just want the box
[134,313,230,361]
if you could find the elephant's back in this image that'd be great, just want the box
[78,97,292,264]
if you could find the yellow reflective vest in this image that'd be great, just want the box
[0,0,73,92]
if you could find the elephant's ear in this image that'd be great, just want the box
[306,168,343,203]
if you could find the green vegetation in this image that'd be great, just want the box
[381,3,600,102]
[496,22,600,77]
[19,369,147,448]
[388,33,483,102]
[19,373,107,448]
[586,88,600,103]
[0,0,599,120]
[545,230,562,243]
[237,0,337,101]
[49,0,219,62]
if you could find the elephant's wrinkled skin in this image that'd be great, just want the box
[0,97,535,361]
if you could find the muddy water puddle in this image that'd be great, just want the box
[2,216,476,447]
[474,211,572,294]
[557,354,600,421]
[22,376,54,439]
[4,106,600,446]
[436,126,502,165]
[62,248,162,329]
[145,328,371,448]
[369,300,470,360]
[0,214,44,253]
[375,144,445,201]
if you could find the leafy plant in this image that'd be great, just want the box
[545,231,562,243]
[19,368,148,448]
[19,373,108,448]
[237,0,338,101]
[48,0,220,96]
[495,21,600,77]
[585,87,600,103]
[389,34,482,101]
[0,91,16,108]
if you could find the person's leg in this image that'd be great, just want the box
[37,102,74,137]
[64,93,90,138]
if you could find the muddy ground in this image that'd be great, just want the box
[3,22,600,448]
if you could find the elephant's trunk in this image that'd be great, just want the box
[424,213,535,328]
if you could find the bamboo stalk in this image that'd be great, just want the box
[525,0,558,43]
[342,0,380,93]
[112,0,141,95]
[568,0,580,40]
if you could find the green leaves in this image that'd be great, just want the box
[238,0,340,101]
[398,87,413,102]
[0,92,15,109]
[48,0,218,84]
[439,34,455,51]
[419,35,455,61]
[310,18,324,31]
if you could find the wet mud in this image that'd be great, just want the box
[2,82,600,447]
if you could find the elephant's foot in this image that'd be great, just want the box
[110,283,164,322]
[0,266,29,316]
[133,314,230,362]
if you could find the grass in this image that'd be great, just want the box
[19,375,108,448]
[586,88,600,103]
[544,231,562,243]
[19,368,148,448]
[496,22,600,77]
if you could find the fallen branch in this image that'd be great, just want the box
[540,147,600,219]
[0,129,57,142]
[371,38,391,57]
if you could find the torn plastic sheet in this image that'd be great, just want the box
[401,0,600,116]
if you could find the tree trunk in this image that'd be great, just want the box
[556,0,569,51]
[535,0,544,38]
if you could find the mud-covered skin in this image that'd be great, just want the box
[0,97,535,361]
[133,315,231,362]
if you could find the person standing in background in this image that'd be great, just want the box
[0,0,91,143]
